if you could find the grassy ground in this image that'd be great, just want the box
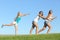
[0,33,60,40]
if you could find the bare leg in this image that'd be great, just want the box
[14,25,18,35]
[34,22,38,35]
[38,26,46,33]
[36,26,38,35]
[30,27,34,35]
[38,23,47,33]
[38,21,47,34]
[47,23,51,34]
[1,23,14,28]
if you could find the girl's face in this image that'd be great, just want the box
[40,13,43,16]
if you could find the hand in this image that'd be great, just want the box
[51,16,57,20]
[25,13,30,16]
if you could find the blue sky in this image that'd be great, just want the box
[0,0,60,35]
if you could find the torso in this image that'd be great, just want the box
[15,16,21,23]
[45,16,53,22]
[34,16,40,23]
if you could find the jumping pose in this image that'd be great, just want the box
[1,12,29,35]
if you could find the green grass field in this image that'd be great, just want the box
[0,33,60,40]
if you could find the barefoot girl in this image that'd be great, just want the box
[1,12,29,35]
[30,11,44,35]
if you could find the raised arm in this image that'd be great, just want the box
[20,13,29,16]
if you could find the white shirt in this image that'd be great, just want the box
[34,16,40,23]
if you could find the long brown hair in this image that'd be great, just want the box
[46,10,52,18]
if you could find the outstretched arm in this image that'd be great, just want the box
[20,13,30,17]
[40,15,46,19]
[51,16,56,20]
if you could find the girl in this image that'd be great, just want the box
[30,11,44,35]
[1,12,29,35]
[38,10,56,34]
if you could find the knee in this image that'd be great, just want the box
[49,27,52,30]
[42,28,46,30]
[43,28,46,30]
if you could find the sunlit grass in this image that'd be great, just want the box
[0,33,60,40]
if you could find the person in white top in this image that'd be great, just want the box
[38,10,56,34]
[34,16,40,23]
[30,11,44,35]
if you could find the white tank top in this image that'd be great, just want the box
[34,16,40,23]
